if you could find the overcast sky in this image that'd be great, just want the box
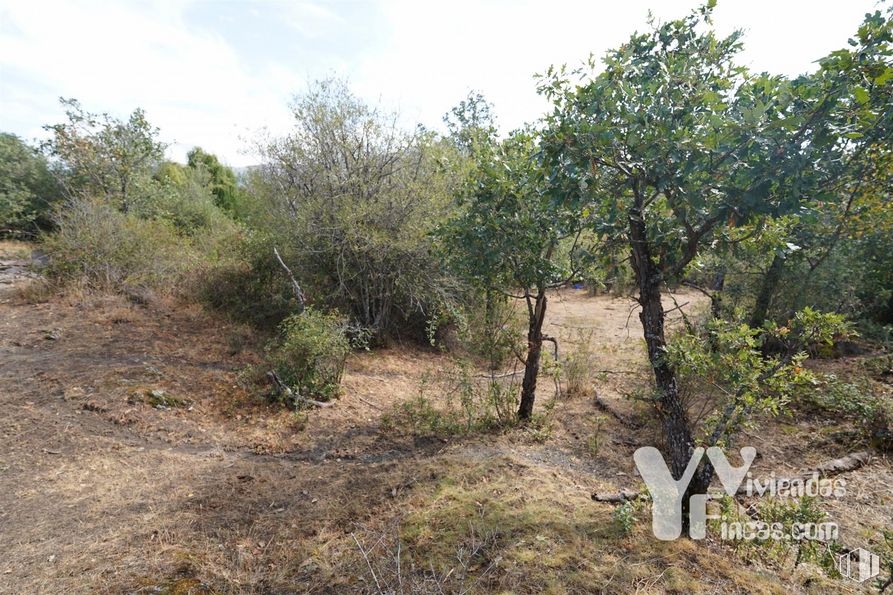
[0,0,883,167]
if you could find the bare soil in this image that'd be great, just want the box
[0,241,889,593]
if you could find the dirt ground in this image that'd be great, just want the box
[0,240,890,594]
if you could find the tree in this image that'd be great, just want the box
[540,6,891,504]
[746,9,893,327]
[253,78,460,341]
[186,147,241,212]
[443,91,498,154]
[440,129,585,420]
[43,98,165,212]
[0,133,60,235]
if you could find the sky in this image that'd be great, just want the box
[0,0,884,167]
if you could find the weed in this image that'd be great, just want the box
[266,308,353,402]
[586,415,608,457]
[612,500,638,537]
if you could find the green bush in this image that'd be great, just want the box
[43,191,240,296]
[0,132,61,235]
[196,232,299,329]
[383,360,532,438]
[266,309,352,402]
[249,79,463,342]
[44,197,188,291]
[561,328,597,397]
[805,375,878,419]
[451,292,524,370]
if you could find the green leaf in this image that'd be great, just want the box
[853,86,869,104]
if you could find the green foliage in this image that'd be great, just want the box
[197,231,299,329]
[266,308,353,402]
[455,292,525,371]
[150,160,234,234]
[689,10,893,328]
[251,78,462,341]
[43,196,188,291]
[799,370,892,449]
[0,133,60,235]
[38,100,240,297]
[805,375,878,419]
[734,497,841,574]
[383,361,525,438]
[585,415,608,457]
[612,500,638,537]
[667,309,852,443]
[862,354,893,378]
[540,7,786,279]
[540,5,892,306]
[43,98,165,212]
[186,147,242,212]
[439,128,582,294]
[443,91,497,154]
[561,328,597,397]
[877,520,893,591]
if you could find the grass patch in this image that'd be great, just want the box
[344,457,789,594]
[131,389,193,410]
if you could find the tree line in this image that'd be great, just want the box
[1,2,891,525]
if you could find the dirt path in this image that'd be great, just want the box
[3,242,887,593]
[0,239,714,593]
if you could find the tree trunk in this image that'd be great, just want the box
[710,267,726,320]
[749,253,784,329]
[518,288,547,420]
[628,208,703,500]
[484,289,499,371]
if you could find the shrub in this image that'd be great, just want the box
[733,496,841,574]
[382,359,545,438]
[562,328,597,397]
[266,309,352,402]
[799,372,893,450]
[43,197,188,291]
[452,292,524,370]
[250,79,463,342]
[805,375,877,419]
[612,500,638,537]
[666,309,851,441]
[196,232,298,329]
[586,415,608,457]
[0,132,61,235]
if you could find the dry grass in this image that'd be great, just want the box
[0,239,32,260]
[0,242,890,593]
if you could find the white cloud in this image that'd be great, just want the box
[353,0,878,134]
[0,0,880,166]
[0,0,299,166]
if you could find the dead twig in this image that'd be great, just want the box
[267,370,333,409]
[273,247,305,311]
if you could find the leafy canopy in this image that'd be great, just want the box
[540,5,892,282]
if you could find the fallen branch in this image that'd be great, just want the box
[590,450,873,503]
[662,301,689,316]
[267,371,333,409]
[811,450,871,476]
[476,370,523,379]
[593,394,641,428]
[592,489,640,503]
[354,395,382,410]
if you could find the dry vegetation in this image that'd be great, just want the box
[2,242,890,594]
